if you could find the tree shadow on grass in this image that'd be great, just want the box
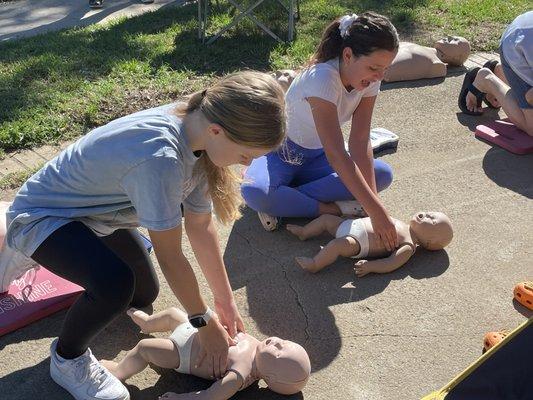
[335,0,430,37]
[0,0,174,42]
[0,1,281,150]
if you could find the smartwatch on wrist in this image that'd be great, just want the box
[188,307,214,328]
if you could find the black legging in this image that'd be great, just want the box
[31,221,159,359]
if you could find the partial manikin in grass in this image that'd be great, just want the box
[383,36,470,82]
[287,211,453,276]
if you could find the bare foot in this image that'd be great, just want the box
[526,87,533,107]
[486,93,500,108]
[465,67,493,113]
[354,260,372,277]
[286,224,307,240]
[127,307,149,332]
[295,256,318,273]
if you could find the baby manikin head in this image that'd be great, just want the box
[255,336,311,395]
[434,36,470,66]
[409,211,453,250]
[273,69,297,92]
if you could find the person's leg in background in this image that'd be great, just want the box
[466,52,533,135]
[241,142,342,227]
[294,152,393,206]
[242,144,393,222]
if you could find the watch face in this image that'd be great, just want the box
[189,316,207,328]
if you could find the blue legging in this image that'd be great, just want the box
[241,139,393,218]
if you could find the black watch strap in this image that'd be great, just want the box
[188,307,214,328]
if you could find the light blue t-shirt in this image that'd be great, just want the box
[500,11,533,87]
[5,102,212,258]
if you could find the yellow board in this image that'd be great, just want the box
[421,317,532,400]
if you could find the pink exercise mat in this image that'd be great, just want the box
[0,234,152,337]
[0,267,83,337]
[475,119,533,155]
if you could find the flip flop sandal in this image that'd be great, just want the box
[458,67,486,116]
[482,60,501,109]
[514,281,533,310]
[482,329,509,353]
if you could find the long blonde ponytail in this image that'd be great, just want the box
[175,71,286,224]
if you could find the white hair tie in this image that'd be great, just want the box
[339,13,358,38]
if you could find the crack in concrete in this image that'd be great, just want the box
[235,230,311,343]
[310,333,458,340]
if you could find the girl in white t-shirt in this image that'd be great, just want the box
[242,12,401,251]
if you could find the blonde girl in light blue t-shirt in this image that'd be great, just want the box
[0,71,286,400]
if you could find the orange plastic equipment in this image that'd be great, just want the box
[482,330,508,353]
[513,281,533,310]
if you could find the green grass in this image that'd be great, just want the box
[0,0,530,152]
[0,167,41,191]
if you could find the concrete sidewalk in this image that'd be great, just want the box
[0,7,532,399]
[0,0,184,41]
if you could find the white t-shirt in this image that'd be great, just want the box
[285,58,381,149]
[500,11,533,87]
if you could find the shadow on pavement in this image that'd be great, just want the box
[512,299,533,319]
[482,147,533,199]
[455,109,503,132]
[224,208,449,373]
[133,372,304,399]
[381,76,445,91]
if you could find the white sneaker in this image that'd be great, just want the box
[334,200,367,218]
[50,339,130,400]
[257,212,279,231]
[369,127,399,154]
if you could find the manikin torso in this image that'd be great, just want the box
[384,42,447,82]
[351,217,415,258]
[188,331,260,387]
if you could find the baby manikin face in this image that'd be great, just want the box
[257,336,291,361]
[411,211,440,225]
[256,337,311,395]
[274,69,297,92]
[410,211,453,250]
[434,36,470,66]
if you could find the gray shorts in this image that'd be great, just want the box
[500,47,532,109]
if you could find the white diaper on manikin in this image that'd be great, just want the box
[169,322,198,374]
[335,218,369,258]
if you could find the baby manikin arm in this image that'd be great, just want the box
[363,244,414,274]
[202,370,242,400]
[169,371,242,400]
